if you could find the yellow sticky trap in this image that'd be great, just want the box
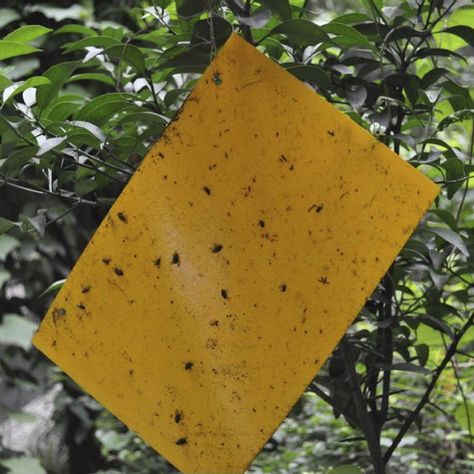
[33,34,439,473]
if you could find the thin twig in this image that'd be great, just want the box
[0,175,99,206]
[45,203,81,227]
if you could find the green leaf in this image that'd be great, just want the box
[159,49,209,70]
[63,35,122,54]
[438,109,474,131]
[267,19,330,45]
[42,95,82,121]
[261,0,292,20]
[283,64,330,90]
[353,21,390,38]
[441,158,467,198]
[0,217,16,234]
[68,120,106,143]
[0,74,12,92]
[429,227,469,256]
[435,5,474,52]
[191,17,233,52]
[176,0,209,18]
[75,93,135,124]
[102,44,146,73]
[413,47,466,62]
[0,234,19,260]
[443,78,474,111]
[442,25,474,47]
[406,75,421,105]
[24,211,47,238]
[346,85,367,109]
[420,315,454,340]
[323,22,376,51]
[0,146,37,177]
[2,76,51,103]
[0,41,39,61]
[0,314,38,350]
[454,401,474,432]
[429,209,457,229]
[36,61,80,109]
[68,73,115,86]
[415,344,429,367]
[164,88,189,107]
[4,25,52,44]
[421,68,449,89]
[39,278,66,298]
[331,465,363,474]
[333,13,372,24]
[364,0,383,10]
[0,456,45,474]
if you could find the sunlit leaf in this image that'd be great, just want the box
[4,25,52,44]
[0,41,39,61]
[37,136,66,156]
[2,76,51,103]
[39,278,66,298]
[442,25,474,48]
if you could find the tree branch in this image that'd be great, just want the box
[340,339,385,474]
[383,312,474,464]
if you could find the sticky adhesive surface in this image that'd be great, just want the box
[33,33,439,473]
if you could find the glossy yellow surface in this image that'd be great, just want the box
[33,33,439,473]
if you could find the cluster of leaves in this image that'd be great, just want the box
[0,1,473,473]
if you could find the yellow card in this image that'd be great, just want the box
[33,33,439,473]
